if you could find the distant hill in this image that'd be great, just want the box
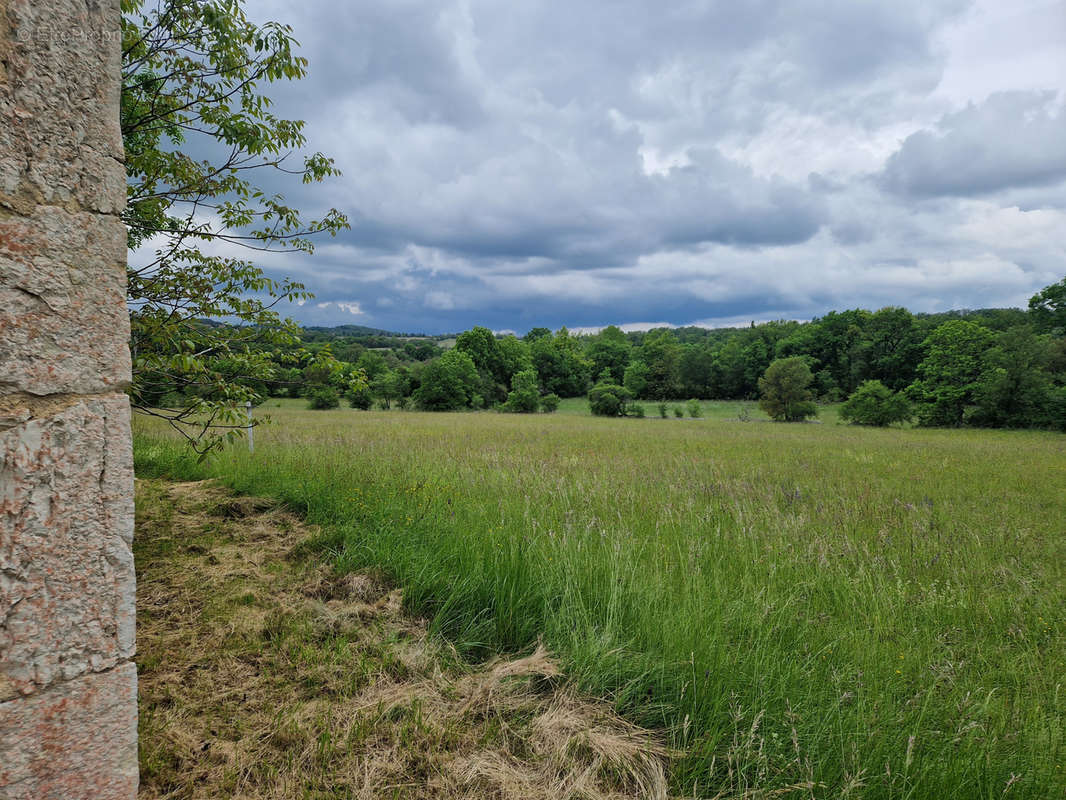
[302,307,1028,341]
[303,324,409,337]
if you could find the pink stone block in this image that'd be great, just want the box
[0,396,135,697]
[0,663,138,799]
[0,0,124,216]
[0,208,130,396]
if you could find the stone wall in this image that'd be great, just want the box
[0,1,136,798]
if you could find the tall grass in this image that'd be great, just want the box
[134,407,1065,798]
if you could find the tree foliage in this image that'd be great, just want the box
[636,329,683,399]
[585,325,631,385]
[588,382,635,417]
[908,320,993,427]
[758,358,817,422]
[529,328,591,397]
[840,380,911,426]
[1028,275,1066,335]
[968,327,1057,428]
[504,369,542,413]
[540,393,561,413]
[307,386,340,410]
[413,350,480,411]
[122,0,349,451]
[622,360,649,399]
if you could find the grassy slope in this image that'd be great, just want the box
[134,404,1065,798]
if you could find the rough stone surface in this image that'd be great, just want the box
[0,0,125,216]
[0,0,135,794]
[0,395,135,699]
[0,206,130,395]
[0,663,138,800]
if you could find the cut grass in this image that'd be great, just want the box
[134,405,1066,798]
[135,478,670,799]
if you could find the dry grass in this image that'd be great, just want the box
[135,479,670,799]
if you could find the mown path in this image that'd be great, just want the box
[134,479,670,799]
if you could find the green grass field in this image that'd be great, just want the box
[134,403,1065,798]
[259,395,840,423]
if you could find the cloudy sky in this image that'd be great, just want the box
[234,0,1065,333]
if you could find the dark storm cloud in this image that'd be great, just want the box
[882,91,1066,197]
[230,0,1066,333]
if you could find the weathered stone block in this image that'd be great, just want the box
[0,0,124,216]
[0,395,134,698]
[0,0,135,794]
[0,205,130,396]
[0,662,137,799]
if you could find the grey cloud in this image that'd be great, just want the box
[882,91,1066,197]
[251,0,969,266]
[231,1,1063,334]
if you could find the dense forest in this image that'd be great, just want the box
[141,276,1066,431]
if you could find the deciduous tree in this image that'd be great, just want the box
[1029,275,1066,335]
[413,350,480,411]
[907,320,992,426]
[122,0,349,451]
[758,358,817,422]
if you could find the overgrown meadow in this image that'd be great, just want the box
[134,405,1065,798]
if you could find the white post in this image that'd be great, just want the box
[245,400,254,453]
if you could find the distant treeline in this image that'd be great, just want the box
[149,276,1066,430]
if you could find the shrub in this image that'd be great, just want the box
[631,404,646,418]
[346,386,373,410]
[308,387,340,410]
[840,380,912,426]
[658,402,668,418]
[540,393,561,413]
[504,369,541,413]
[588,383,633,417]
[673,406,684,418]
[686,399,701,418]
[758,358,817,422]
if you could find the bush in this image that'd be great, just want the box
[687,399,701,418]
[658,402,668,418]
[540,393,560,413]
[346,386,373,410]
[308,387,340,410]
[840,380,912,426]
[758,358,818,421]
[504,369,541,413]
[588,383,633,417]
[673,406,684,418]
[631,404,646,418]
